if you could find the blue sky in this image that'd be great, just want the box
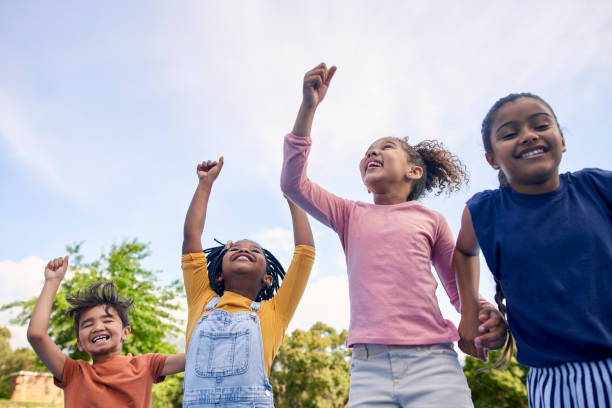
[2,1,612,349]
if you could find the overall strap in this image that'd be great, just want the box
[249,301,261,312]
[204,297,221,311]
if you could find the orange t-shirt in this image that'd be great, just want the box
[54,354,167,408]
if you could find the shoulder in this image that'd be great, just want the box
[566,168,612,185]
[467,188,501,208]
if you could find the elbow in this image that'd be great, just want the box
[27,329,44,346]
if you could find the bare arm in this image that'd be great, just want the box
[454,206,487,360]
[27,257,69,380]
[182,158,224,254]
[160,352,186,376]
[287,197,314,247]
[291,63,337,138]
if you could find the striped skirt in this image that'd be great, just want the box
[527,358,612,408]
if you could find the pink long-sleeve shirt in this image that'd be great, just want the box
[281,133,462,346]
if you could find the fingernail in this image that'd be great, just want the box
[475,340,482,348]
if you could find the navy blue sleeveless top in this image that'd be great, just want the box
[467,168,612,367]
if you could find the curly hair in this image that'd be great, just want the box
[204,240,286,302]
[480,93,561,186]
[66,281,134,336]
[395,137,469,201]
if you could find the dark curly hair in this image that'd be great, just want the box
[395,137,469,201]
[66,281,134,336]
[204,240,286,302]
[480,93,561,186]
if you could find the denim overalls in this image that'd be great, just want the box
[183,297,274,407]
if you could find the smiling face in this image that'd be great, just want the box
[219,240,272,299]
[486,97,565,194]
[76,304,130,362]
[359,137,422,203]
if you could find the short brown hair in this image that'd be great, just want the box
[66,281,134,336]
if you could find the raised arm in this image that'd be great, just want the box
[292,63,337,138]
[286,196,314,247]
[182,157,224,254]
[27,256,69,380]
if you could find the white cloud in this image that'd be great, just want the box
[287,274,350,334]
[0,256,46,350]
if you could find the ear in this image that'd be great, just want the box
[406,165,423,180]
[485,153,500,170]
[261,274,273,287]
[121,325,131,343]
[561,135,566,153]
[215,275,224,284]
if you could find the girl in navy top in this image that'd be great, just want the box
[454,93,612,408]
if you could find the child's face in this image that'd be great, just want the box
[76,304,130,359]
[220,240,271,298]
[359,137,417,194]
[486,97,565,193]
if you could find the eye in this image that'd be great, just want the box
[535,124,550,131]
[103,319,113,323]
[383,144,394,149]
[252,248,261,254]
[228,247,238,252]
[501,132,516,140]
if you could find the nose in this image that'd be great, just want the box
[519,128,539,145]
[366,149,379,158]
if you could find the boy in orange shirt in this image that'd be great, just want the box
[27,256,185,408]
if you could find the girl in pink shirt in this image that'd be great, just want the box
[281,63,507,407]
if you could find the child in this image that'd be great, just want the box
[181,157,315,407]
[281,63,507,407]
[454,93,612,407]
[27,257,186,408]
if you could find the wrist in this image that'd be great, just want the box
[197,179,214,190]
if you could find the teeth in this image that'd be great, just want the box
[522,149,544,158]
[368,161,382,168]
[92,336,109,343]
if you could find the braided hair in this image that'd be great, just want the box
[395,137,469,201]
[480,92,561,187]
[204,240,286,302]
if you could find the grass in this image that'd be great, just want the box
[0,400,61,408]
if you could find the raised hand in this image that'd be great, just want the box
[302,63,337,109]
[197,157,224,185]
[44,256,69,283]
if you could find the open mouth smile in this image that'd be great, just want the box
[365,159,383,171]
[91,335,110,344]
[517,147,547,159]
[231,253,255,262]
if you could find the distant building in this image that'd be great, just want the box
[9,371,62,405]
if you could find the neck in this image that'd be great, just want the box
[224,287,259,301]
[91,349,122,364]
[372,191,411,205]
[509,173,561,195]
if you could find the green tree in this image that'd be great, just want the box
[271,322,350,408]
[0,327,46,398]
[463,350,529,408]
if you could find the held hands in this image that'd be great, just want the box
[44,256,69,283]
[302,63,337,109]
[458,306,508,361]
[197,157,224,186]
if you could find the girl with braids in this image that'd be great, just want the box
[281,63,507,407]
[181,157,314,407]
[455,93,612,407]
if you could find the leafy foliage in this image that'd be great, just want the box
[1,239,184,361]
[270,322,350,408]
[0,327,46,398]
[463,350,529,408]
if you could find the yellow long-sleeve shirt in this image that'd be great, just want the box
[182,245,315,375]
